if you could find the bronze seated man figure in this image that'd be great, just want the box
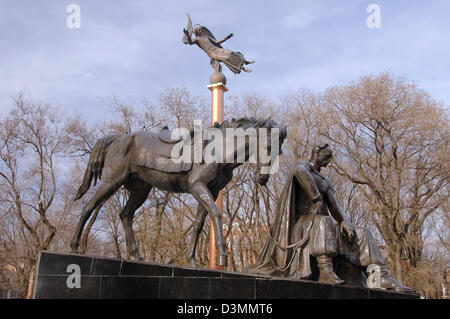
[249,143,413,292]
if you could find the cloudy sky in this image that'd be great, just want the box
[1,0,449,122]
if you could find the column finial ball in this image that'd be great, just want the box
[210,71,227,85]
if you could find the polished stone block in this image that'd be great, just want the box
[209,278,256,299]
[293,280,336,299]
[160,277,211,299]
[35,275,100,299]
[99,276,160,299]
[333,284,368,299]
[259,279,293,299]
[33,251,419,299]
[120,260,172,277]
[37,251,93,275]
[172,266,221,278]
[91,257,122,276]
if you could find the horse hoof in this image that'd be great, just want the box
[216,255,228,267]
[131,253,143,261]
[187,259,201,268]
[69,245,79,254]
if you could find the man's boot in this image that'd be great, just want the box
[317,256,345,284]
[379,266,414,293]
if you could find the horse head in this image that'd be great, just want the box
[218,117,287,186]
[254,118,287,186]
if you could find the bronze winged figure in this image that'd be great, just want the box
[182,13,254,74]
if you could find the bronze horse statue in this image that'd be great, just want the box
[70,117,287,266]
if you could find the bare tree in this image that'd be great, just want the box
[318,73,449,288]
[159,87,207,128]
[0,94,69,297]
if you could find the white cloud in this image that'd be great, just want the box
[282,9,316,30]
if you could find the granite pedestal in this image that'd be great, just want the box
[33,251,418,299]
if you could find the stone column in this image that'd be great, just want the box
[207,71,228,269]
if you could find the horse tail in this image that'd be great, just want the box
[74,135,120,200]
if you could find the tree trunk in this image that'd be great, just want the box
[113,235,122,259]
[25,264,36,299]
[392,246,404,284]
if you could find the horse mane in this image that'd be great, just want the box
[214,117,277,130]
[180,117,278,142]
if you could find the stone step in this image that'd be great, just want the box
[33,251,418,299]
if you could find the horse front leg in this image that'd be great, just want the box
[190,183,228,267]
[186,188,219,267]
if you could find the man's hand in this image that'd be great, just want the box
[310,198,322,215]
[340,220,356,242]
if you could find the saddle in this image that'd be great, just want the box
[158,126,185,144]
[133,128,194,173]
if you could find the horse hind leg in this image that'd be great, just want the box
[120,184,152,260]
[70,177,126,254]
[186,204,208,267]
